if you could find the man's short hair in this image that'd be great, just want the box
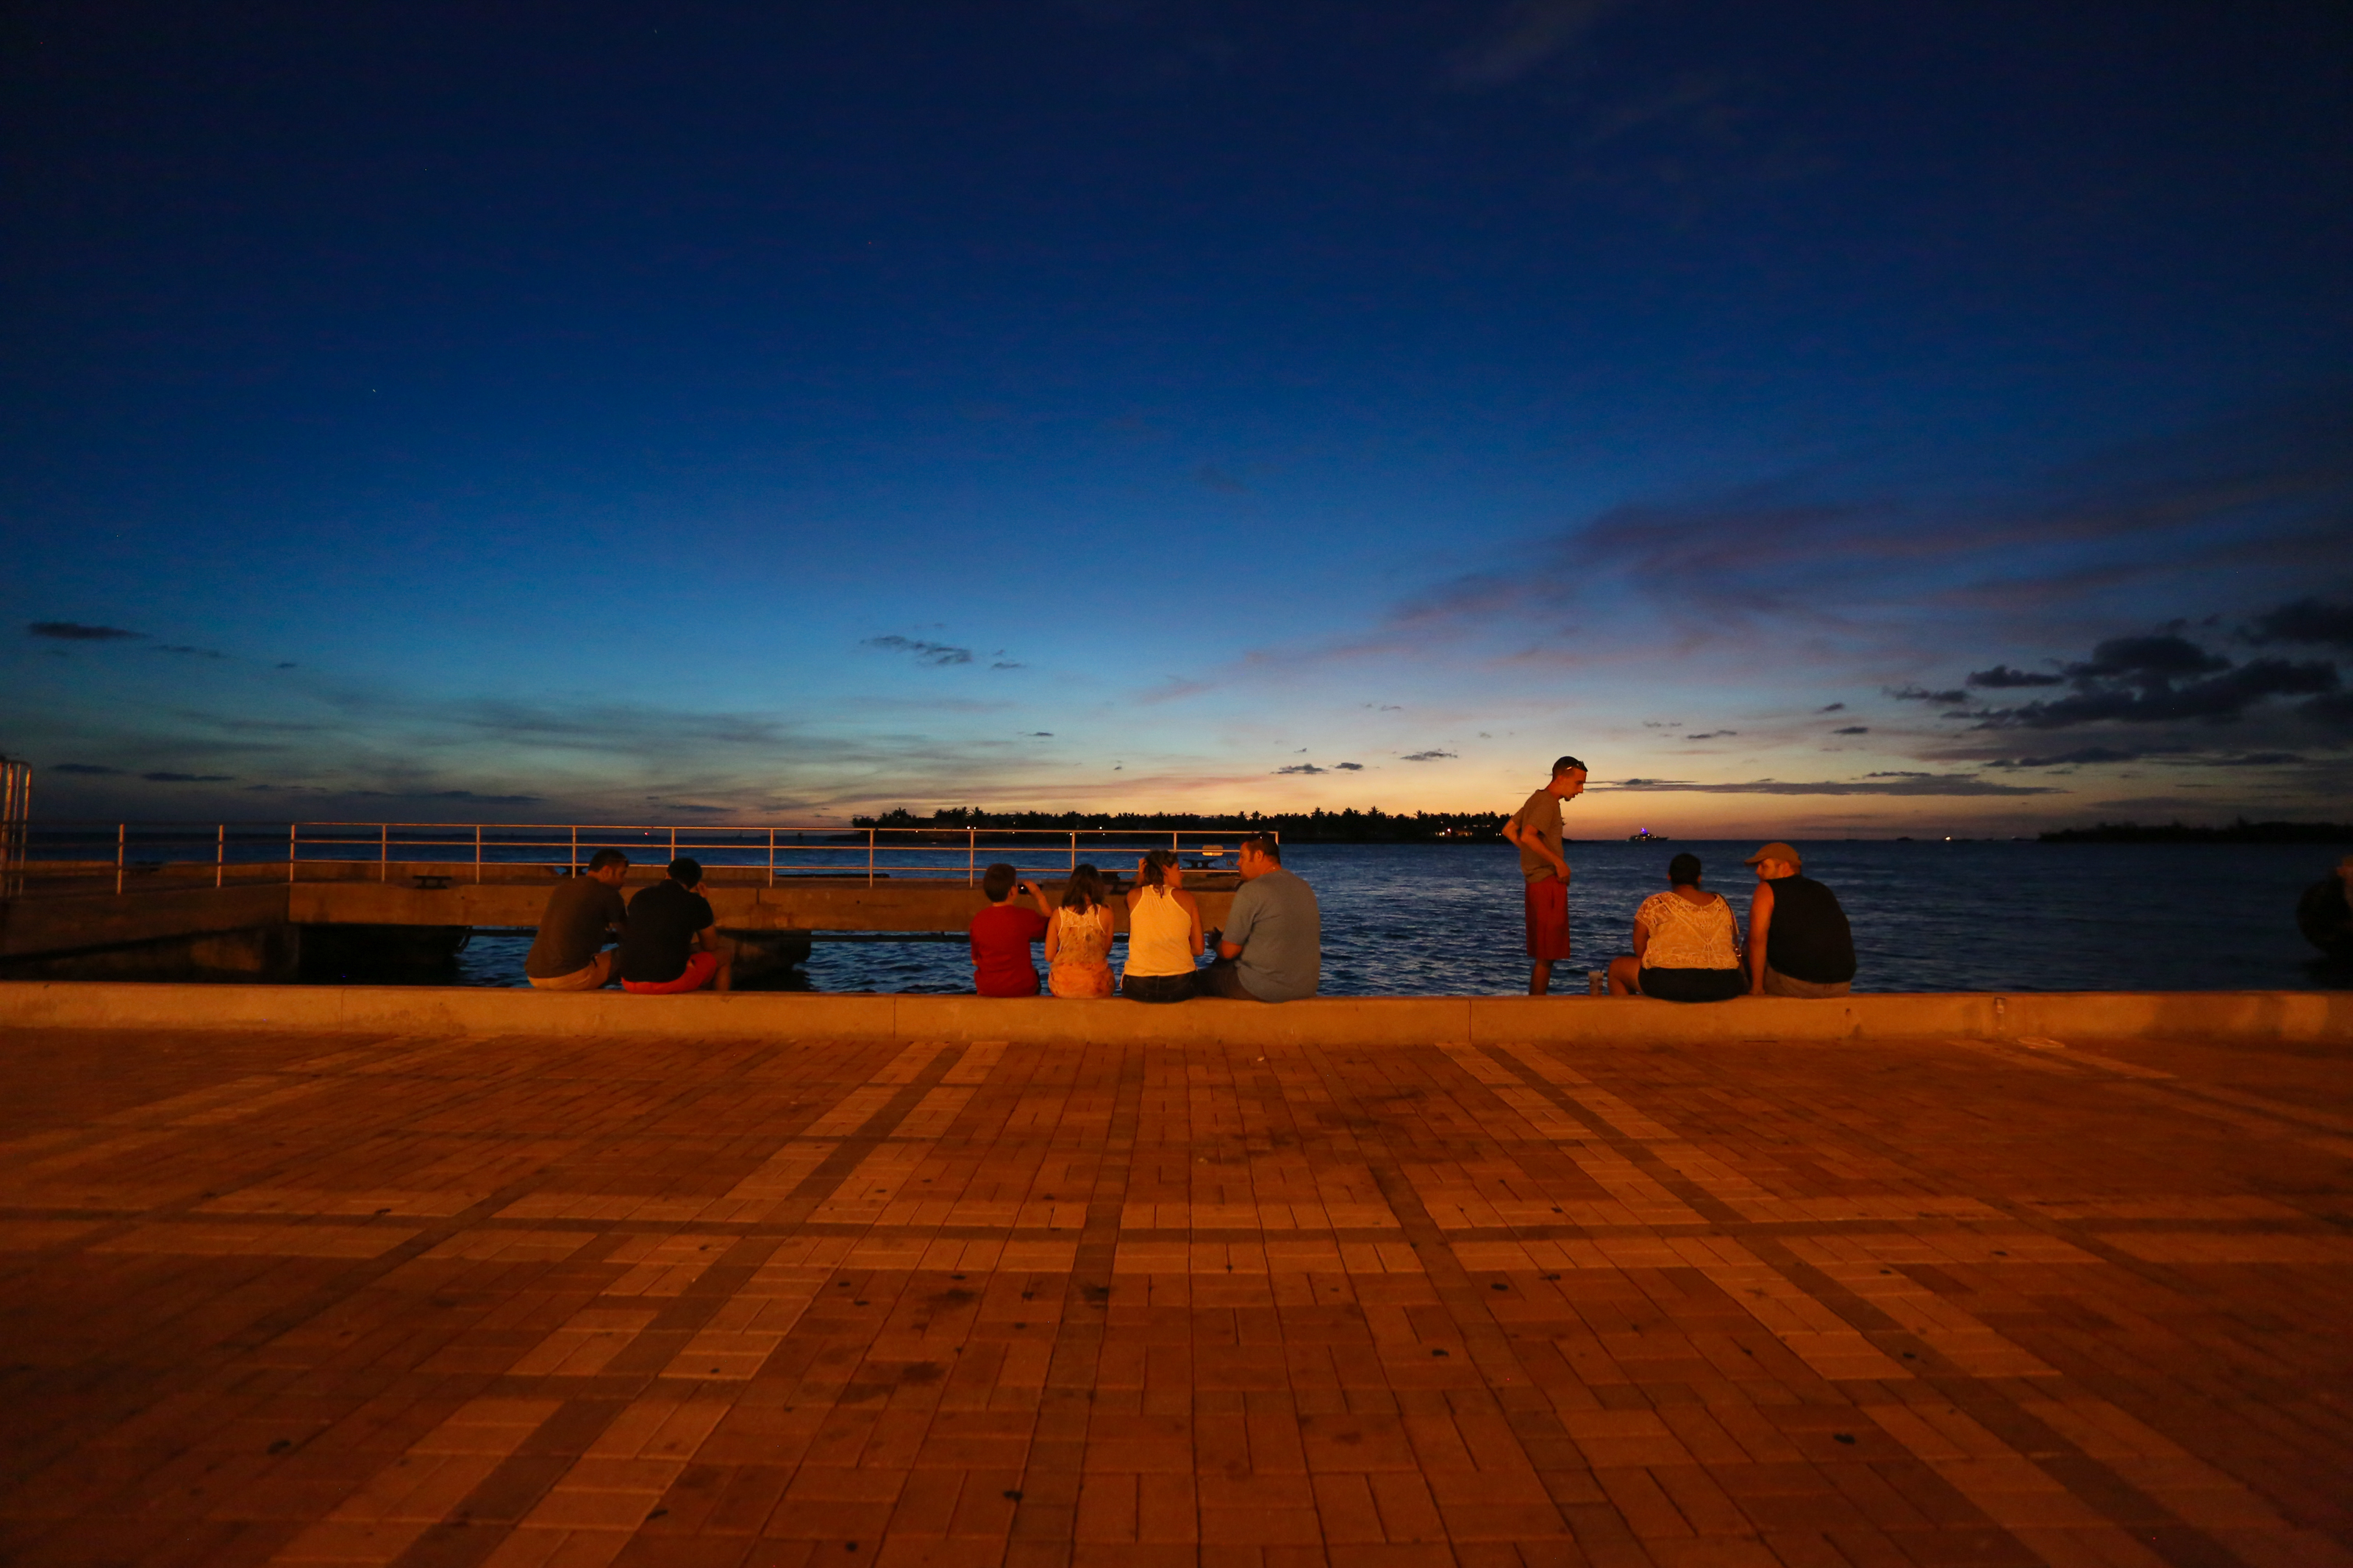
[588,849,628,873]
[1239,834,1282,864]
[668,856,702,885]
[1552,755,1587,776]
[981,862,1018,901]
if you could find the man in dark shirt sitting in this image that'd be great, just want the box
[525,849,630,990]
[2297,853,2353,961]
[1743,842,1856,998]
[618,856,732,994]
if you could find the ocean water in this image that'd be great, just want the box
[450,840,2351,995]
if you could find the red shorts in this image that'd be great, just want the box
[622,951,721,995]
[1524,876,1573,960]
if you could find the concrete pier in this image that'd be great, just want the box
[0,984,2347,1568]
[0,864,1225,983]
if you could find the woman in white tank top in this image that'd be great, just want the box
[1121,849,1203,1003]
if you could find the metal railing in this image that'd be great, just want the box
[0,758,28,898]
[5,819,1277,897]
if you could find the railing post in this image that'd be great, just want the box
[475,823,483,884]
[1069,831,1076,873]
[768,827,776,887]
[868,828,876,888]
[115,822,124,896]
[968,827,976,887]
[216,823,224,889]
[288,821,296,883]
[571,826,578,876]
[670,826,677,863]
[379,822,388,881]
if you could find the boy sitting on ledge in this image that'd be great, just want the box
[969,862,1054,997]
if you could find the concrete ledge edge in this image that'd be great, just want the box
[1,981,2348,1045]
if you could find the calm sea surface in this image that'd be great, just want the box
[449,840,2350,995]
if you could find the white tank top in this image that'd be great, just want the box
[1124,886,1196,977]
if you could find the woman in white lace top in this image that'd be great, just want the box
[1606,853,1745,1002]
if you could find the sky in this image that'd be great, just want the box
[4,0,2350,836]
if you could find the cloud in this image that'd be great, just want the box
[2244,597,2353,651]
[1609,774,2060,796]
[1985,747,2144,768]
[29,621,143,641]
[1966,665,2063,689]
[1975,656,2338,729]
[1888,686,1968,705]
[1818,703,1845,713]
[991,661,1025,670]
[1683,730,1738,740]
[275,662,298,669]
[424,789,543,804]
[1275,763,1326,775]
[142,771,236,783]
[2071,634,2230,681]
[1442,0,1621,88]
[1400,750,1457,762]
[152,644,226,659]
[1333,762,1364,771]
[1193,462,1247,495]
[52,762,124,775]
[1831,726,1869,735]
[1028,731,1054,737]
[863,635,973,667]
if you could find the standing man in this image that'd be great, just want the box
[619,856,732,994]
[1743,842,1855,997]
[1502,755,1586,995]
[524,849,629,990]
[1203,835,1320,1001]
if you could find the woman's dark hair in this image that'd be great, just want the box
[1063,863,1104,911]
[1138,848,1179,887]
[1667,852,1703,887]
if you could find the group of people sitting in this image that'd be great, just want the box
[1602,842,1857,1003]
[968,833,1322,1003]
[521,833,1326,1003]
[519,791,1851,1007]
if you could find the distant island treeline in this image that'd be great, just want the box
[851,806,1510,842]
[2038,819,2353,845]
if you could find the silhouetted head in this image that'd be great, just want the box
[981,862,1018,902]
[1063,863,1104,911]
[1667,853,1702,887]
[667,856,701,885]
[1138,848,1179,887]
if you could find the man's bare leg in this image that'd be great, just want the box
[1529,959,1552,996]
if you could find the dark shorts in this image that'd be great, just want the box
[1524,876,1572,960]
[1200,957,1265,1000]
[1121,970,1199,1003]
[1637,966,1745,1003]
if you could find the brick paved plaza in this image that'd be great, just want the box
[2,1023,2349,1568]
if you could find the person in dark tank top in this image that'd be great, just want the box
[1741,841,1855,998]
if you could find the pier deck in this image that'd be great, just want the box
[2,1008,2350,1568]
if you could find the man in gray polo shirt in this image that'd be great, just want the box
[1202,835,1320,1001]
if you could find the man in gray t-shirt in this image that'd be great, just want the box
[1203,837,1320,1001]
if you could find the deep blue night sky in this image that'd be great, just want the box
[5,1,2349,832]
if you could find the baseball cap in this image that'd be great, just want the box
[1743,841,1802,867]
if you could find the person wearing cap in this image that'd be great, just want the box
[2295,853,2353,962]
[1743,842,1855,998]
[1502,755,1587,995]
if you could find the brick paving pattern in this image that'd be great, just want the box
[1,1022,2350,1568]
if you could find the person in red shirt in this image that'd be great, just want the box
[968,862,1054,996]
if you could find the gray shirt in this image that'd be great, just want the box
[525,876,626,978]
[1226,865,1321,1001]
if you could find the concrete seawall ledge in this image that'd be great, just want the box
[3,979,2347,1044]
